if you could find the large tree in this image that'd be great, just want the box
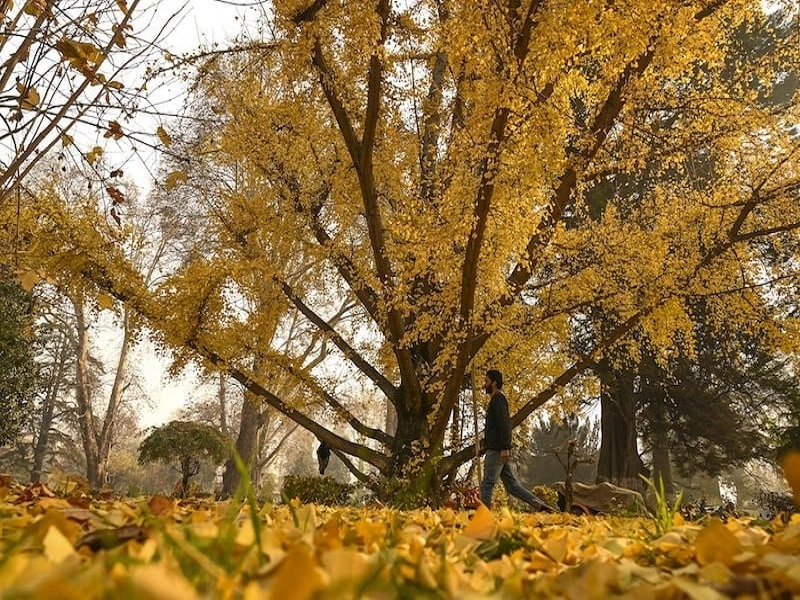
[28,0,800,502]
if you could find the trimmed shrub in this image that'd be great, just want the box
[281,475,353,506]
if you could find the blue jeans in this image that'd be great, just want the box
[480,449,549,510]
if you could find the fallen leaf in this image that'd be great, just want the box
[694,519,742,567]
[76,525,147,552]
[269,544,326,600]
[463,503,496,540]
[43,526,77,563]
[148,494,173,517]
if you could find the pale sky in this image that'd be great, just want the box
[110,0,251,428]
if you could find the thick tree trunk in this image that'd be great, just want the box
[596,364,647,491]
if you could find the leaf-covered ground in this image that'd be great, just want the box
[2,480,800,599]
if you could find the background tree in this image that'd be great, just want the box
[138,420,228,495]
[31,0,800,503]
[0,273,38,445]
[580,7,800,490]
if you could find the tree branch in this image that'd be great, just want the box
[275,276,397,400]
[200,344,388,471]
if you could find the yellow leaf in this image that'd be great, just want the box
[321,549,369,586]
[166,170,188,190]
[61,133,74,147]
[86,146,104,165]
[0,0,14,20]
[56,37,103,67]
[43,525,77,564]
[23,0,44,16]
[542,530,568,563]
[269,545,326,600]
[157,126,172,146]
[17,270,39,291]
[19,86,40,110]
[782,451,800,506]
[463,503,496,540]
[130,564,199,600]
[694,518,741,567]
[97,293,115,310]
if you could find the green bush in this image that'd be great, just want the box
[281,475,354,506]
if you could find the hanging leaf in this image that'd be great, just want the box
[104,120,124,140]
[16,85,40,110]
[106,186,125,204]
[86,146,103,165]
[55,37,103,69]
[22,0,45,16]
[96,294,115,310]
[61,133,74,147]
[0,0,14,19]
[157,126,173,147]
[165,170,188,190]
[111,23,127,49]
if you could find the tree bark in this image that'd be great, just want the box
[220,391,261,496]
[596,363,647,491]
[31,331,69,483]
[71,298,132,489]
[72,297,102,488]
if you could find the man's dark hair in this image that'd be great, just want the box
[486,369,503,389]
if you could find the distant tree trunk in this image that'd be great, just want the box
[649,401,674,494]
[73,297,102,488]
[96,308,132,484]
[72,298,132,489]
[450,395,461,450]
[596,362,647,491]
[31,332,69,483]
[220,392,261,496]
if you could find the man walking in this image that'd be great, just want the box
[480,369,557,512]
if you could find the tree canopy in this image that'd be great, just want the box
[138,420,228,492]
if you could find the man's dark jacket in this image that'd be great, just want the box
[485,391,511,450]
